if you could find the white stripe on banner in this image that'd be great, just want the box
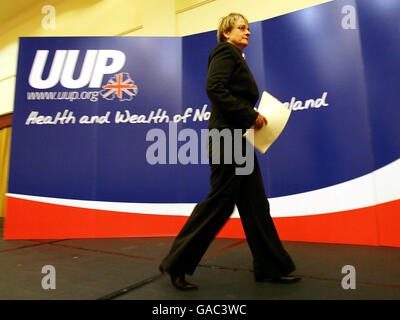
[7,159,400,218]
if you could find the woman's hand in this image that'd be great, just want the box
[254,113,268,130]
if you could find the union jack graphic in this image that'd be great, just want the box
[100,72,138,101]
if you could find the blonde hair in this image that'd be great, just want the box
[217,13,249,43]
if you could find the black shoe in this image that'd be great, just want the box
[255,274,301,283]
[159,265,198,290]
[170,274,198,290]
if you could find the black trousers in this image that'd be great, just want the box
[160,130,295,278]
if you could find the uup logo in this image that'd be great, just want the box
[28,49,126,89]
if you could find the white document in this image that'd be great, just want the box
[244,91,291,154]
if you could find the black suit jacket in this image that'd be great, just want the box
[206,42,259,130]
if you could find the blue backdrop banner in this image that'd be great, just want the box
[5,0,400,246]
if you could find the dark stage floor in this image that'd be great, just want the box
[1,218,399,300]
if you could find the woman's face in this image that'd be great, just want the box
[224,17,251,50]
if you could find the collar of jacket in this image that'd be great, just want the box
[224,42,246,60]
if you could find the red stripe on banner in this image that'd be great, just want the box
[375,199,400,247]
[3,196,400,247]
[272,206,379,246]
[3,196,189,239]
[273,199,400,247]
